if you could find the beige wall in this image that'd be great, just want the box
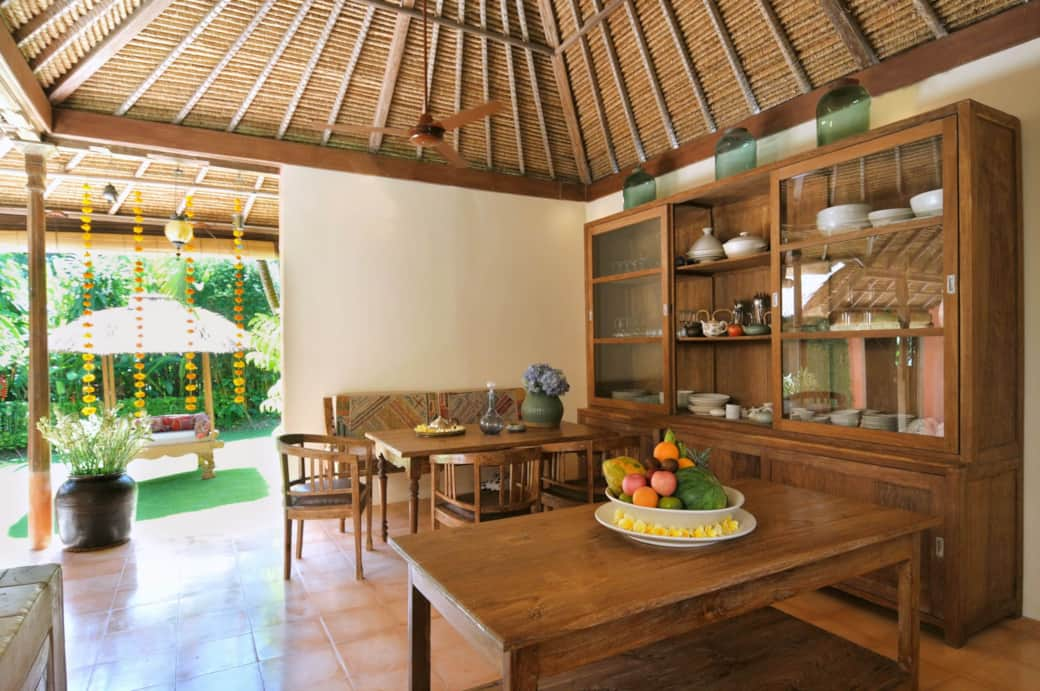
[586,38,1040,618]
[279,167,587,498]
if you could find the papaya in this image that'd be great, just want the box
[602,456,646,494]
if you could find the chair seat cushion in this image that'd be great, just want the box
[288,478,369,507]
[435,489,534,522]
[542,483,593,503]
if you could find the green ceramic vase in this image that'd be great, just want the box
[521,392,564,428]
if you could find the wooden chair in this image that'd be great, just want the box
[431,448,542,528]
[788,390,849,412]
[277,433,374,581]
[539,434,644,509]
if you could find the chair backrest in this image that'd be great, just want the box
[540,434,645,502]
[277,433,373,504]
[788,390,848,410]
[591,434,644,458]
[432,447,542,520]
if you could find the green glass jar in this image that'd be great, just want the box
[714,127,757,180]
[816,78,871,146]
[622,166,656,209]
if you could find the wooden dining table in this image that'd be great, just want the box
[365,421,609,539]
[391,478,940,690]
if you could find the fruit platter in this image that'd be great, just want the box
[596,429,757,548]
[413,416,466,437]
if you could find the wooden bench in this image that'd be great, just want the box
[0,565,67,691]
[134,431,224,480]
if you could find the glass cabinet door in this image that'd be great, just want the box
[587,207,670,410]
[772,117,958,451]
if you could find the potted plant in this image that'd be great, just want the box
[520,363,570,428]
[37,407,152,550]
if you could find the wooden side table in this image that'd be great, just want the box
[0,564,67,691]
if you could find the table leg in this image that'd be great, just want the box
[897,533,921,690]
[408,573,431,691]
[379,455,389,543]
[501,647,539,691]
[409,460,421,534]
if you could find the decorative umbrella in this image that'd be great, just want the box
[49,294,240,416]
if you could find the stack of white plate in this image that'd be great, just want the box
[687,393,730,415]
[830,409,862,427]
[611,389,646,401]
[867,208,914,227]
[861,413,899,431]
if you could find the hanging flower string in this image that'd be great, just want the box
[232,198,247,405]
[183,194,198,413]
[131,190,147,417]
[80,184,97,417]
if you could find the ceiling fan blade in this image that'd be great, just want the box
[309,120,409,137]
[434,142,468,168]
[435,101,503,131]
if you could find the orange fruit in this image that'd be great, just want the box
[677,457,695,469]
[653,441,680,462]
[632,486,660,508]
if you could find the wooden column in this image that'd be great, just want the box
[25,149,51,550]
[201,352,215,424]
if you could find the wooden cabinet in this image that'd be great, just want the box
[580,100,1023,647]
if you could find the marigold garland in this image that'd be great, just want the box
[232,199,246,405]
[80,184,96,417]
[183,195,198,413]
[131,190,147,417]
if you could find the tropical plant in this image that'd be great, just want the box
[36,407,152,476]
[246,312,282,413]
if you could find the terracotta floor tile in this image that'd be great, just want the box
[336,627,410,676]
[88,650,177,691]
[110,582,180,610]
[252,618,331,661]
[62,556,126,581]
[924,676,998,691]
[174,662,264,691]
[64,572,121,596]
[239,577,309,606]
[967,655,1040,690]
[349,665,448,691]
[97,621,178,663]
[65,589,116,615]
[65,610,109,640]
[177,587,244,617]
[323,604,399,644]
[431,639,499,691]
[67,664,93,691]
[175,632,258,681]
[178,607,252,644]
[259,648,349,691]
[245,597,323,628]
[65,636,102,670]
[305,583,381,613]
[106,601,179,634]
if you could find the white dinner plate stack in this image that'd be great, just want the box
[687,392,730,415]
[861,413,899,431]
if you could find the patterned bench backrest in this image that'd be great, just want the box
[322,387,528,435]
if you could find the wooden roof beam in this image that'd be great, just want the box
[515,0,555,178]
[0,166,278,200]
[911,0,948,38]
[108,160,149,214]
[702,0,760,114]
[557,0,624,53]
[565,0,617,173]
[321,6,375,145]
[30,0,121,73]
[50,109,586,200]
[591,0,645,161]
[229,0,316,132]
[369,0,414,152]
[0,12,51,131]
[416,0,445,160]
[242,175,266,224]
[537,0,590,183]
[818,0,878,68]
[499,0,525,174]
[657,0,713,133]
[279,0,347,138]
[754,0,812,93]
[175,0,280,125]
[624,0,677,149]
[114,0,232,116]
[49,0,180,105]
[479,0,492,168]
[350,0,553,55]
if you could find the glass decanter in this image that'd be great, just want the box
[479,382,505,435]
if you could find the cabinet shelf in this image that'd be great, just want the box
[591,267,661,284]
[779,327,943,340]
[593,337,662,344]
[779,217,941,252]
[676,252,769,275]
[677,335,771,343]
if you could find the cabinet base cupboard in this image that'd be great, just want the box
[580,100,1023,647]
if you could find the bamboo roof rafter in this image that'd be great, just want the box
[321,5,376,145]
[817,0,878,68]
[500,0,526,174]
[657,0,715,133]
[479,0,493,168]
[623,0,676,149]
[702,0,760,115]
[538,0,590,182]
[754,0,812,94]
[369,0,414,152]
[591,0,645,162]
[29,0,121,73]
[515,0,555,178]
[911,0,948,38]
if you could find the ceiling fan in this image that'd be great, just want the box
[312,0,501,167]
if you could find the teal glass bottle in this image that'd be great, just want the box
[714,127,757,180]
[816,78,871,146]
[622,166,656,209]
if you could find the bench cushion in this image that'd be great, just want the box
[434,388,525,424]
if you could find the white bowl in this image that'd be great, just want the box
[910,189,943,217]
[722,232,768,259]
[867,208,914,227]
[605,486,745,527]
[817,203,871,235]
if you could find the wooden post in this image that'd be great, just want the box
[201,352,215,425]
[25,147,51,550]
[101,354,116,410]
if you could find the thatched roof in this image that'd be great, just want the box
[0,0,1026,190]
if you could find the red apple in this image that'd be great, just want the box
[621,473,647,496]
[650,470,677,497]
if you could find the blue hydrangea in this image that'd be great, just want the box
[522,363,570,396]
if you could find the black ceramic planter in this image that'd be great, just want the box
[55,472,137,551]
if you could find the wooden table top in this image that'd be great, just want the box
[364,421,607,458]
[391,479,940,650]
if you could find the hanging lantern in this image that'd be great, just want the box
[166,167,193,257]
[102,182,119,204]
